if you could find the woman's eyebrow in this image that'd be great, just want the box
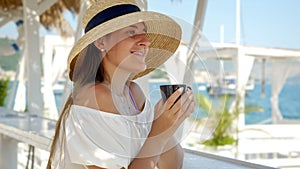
[129,25,147,32]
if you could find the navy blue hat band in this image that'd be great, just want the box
[85,4,141,33]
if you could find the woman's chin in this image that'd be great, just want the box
[133,66,146,73]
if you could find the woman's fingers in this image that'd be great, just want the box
[177,95,192,115]
[170,89,195,127]
[171,89,193,115]
[178,100,195,123]
[154,99,163,111]
[152,87,194,136]
[164,87,184,110]
[168,93,187,115]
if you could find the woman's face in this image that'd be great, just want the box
[101,22,150,74]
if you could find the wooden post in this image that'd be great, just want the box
[0,136,18,169]
[22,0,43,115]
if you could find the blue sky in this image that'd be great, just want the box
[148,0,300,49]
[1,0,299,49]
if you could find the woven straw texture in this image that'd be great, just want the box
[68,0,182,80]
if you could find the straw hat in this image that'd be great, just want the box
[68,0,182,81]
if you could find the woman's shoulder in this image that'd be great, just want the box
[75,83,119,114]
[128,81,144,94]
[94,83,120,114]
[128,81,146,111]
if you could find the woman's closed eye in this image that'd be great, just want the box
[127,30,137,36]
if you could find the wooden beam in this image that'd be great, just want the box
[37,0,58,15]
[244,46,300,59]
[187,0,208,59]
[211,43,300,60]
[184,0,208,83]
[193,0,208,31]
[0,17,10,27]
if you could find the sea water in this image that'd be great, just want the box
[148,82,300,124]
[5,81,300,125]
[55,82,300,124]
[246,83,300,124]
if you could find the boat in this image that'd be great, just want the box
[206,74,255,96]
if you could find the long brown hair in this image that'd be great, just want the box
[47,43,106,168]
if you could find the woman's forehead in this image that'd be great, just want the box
[98,22,147,40]
[123,22,147,31]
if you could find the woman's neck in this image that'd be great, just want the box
[104,77,130,95]
[103,67,131,96]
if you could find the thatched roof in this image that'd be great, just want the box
[0,0,81,36]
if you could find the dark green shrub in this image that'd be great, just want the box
[0,77,10,106]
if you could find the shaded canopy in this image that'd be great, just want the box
[0,0,81,35]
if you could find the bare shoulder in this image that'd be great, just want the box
[74,83,119,114]
[94,84,119,114]
[128,81,146,110]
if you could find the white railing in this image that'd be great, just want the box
[238,125,300,168]
[0,107,276,169]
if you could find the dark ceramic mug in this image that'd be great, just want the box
[160,84,187,103]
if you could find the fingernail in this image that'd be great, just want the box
[178,87,183,92]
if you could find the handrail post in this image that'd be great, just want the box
[0,135,18,169]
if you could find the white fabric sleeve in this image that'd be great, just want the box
[65,108,132,169]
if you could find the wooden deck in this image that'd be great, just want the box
[0,107,276,169]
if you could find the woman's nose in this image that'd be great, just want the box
[137,34,151,48]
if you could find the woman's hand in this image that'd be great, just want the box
[128,87,194,168]
[150,87,195,138]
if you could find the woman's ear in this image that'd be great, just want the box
[93,38,105,51]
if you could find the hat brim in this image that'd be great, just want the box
[68,11,182,80]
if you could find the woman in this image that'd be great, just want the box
[47,0,195,168]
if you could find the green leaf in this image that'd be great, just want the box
[195,93,263,147]
[195,94,212,114]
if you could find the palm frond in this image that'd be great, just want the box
[0,0,80,36]
[195,93,263,147]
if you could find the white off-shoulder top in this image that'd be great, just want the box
[52,99,154,169]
